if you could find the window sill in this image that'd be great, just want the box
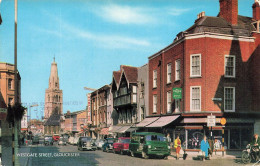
[152,87,157,90]
[224,76,236,78]
[190,76,202,78]
[174,79,180,83]
[152,112,157,114]
[166,82,171,86]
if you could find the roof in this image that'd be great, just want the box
[121,65,138,84]
[113,71,121,85]
[44,114,61,126]
[184,15,255,38]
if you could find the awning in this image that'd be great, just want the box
[100,128,109,135]
[126,127,138,133]
[109,126,123,133]
[136,117,160,127]
[117,126,132,133]
[146,115,180,128]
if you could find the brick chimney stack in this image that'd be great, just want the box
[219,0,238,25]
[253,0,260,20]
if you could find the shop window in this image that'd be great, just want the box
[241,128,253,149]
[230,129,240,149]
[187,129,204,149]
[174,129,186,149]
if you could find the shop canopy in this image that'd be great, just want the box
[117,125,132,133]
[146,115,180,128]
[109,126,123,133]
[100,128,109,135]
[136,117,160,127]
[126,127,138,133]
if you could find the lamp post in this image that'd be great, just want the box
[29,104,38,143]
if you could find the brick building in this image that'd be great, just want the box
[138,0,260,151]
[90,85,110,139]
[0,63,21,165]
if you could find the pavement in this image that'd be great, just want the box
[168,150,241,160]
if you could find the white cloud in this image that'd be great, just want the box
[168,8,191,16]
[42,12,151,49]
[97,4,155,25]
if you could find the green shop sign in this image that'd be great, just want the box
[172,88,182,99]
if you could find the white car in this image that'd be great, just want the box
[73,137,79,145]
[58,137,67,146]
[68,137,74,145]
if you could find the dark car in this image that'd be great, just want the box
[44,135,54,146]
[102,138,115,152]
[77,137,97,151]
[113,137,130,155]
[32,136,40,145]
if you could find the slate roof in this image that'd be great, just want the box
[44,114,61,126]
[113,71,121,85]
[183,15,255,38]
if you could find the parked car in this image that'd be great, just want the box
[129,132,170,159]
[113,137,130,155]
[32,135,40,145]
[77,137,97,151]
[73,137,79,145]
[53,134,60,141]
[58,137,67,146]
[68,136,74,145]
[44,135,54,146]
[62,134,69,143]
[102,138,115,152]
[96,139,105,150]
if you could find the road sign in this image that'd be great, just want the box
[173,88,182,99]
[207,115,216,127]
[220,117,227,125]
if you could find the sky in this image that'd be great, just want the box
[0,0,253,120]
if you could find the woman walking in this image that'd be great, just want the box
[201,136,210,160]
[174,135,181,160]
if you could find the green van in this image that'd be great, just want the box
[129,132,171,159]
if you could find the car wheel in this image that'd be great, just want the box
[142,151,149,159]
[106,147,109,152]
[78,147,80,151]
[164,156,168,160]
[120,150,124,155]
[130,151,135,157]
[113,149,116,154]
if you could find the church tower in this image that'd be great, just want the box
[44,58,63,120]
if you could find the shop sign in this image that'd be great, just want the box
[207,115,216,127]
[220,117,226,126]
[172,88,182,99]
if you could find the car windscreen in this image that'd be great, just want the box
[145,135,166,142]
[122,139,130,143]
[81,137,91,141]
[107,139,114,143]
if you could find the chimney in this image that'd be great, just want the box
[253,0,260,20]
[219,0,238,25]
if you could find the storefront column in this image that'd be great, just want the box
[185,129,188,149]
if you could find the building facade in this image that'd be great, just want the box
[0,63,21,165]
[138,0,260,151]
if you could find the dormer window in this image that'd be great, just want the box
[253,21,260,33]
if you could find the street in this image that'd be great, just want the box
[16,143,255,166]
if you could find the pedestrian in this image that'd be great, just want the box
[201,136,210,160]
[250,133,260,146]
[166,133,171,143]
[174,135,181,160]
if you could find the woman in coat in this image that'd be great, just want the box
[174,135,181,160]
[201,136,210,158]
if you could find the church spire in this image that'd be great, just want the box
[49,58,59,89]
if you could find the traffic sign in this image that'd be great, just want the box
[207,115,216,127]
[220,117,227,125]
